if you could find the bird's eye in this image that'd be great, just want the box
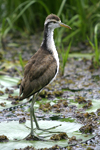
[52,21,56,23]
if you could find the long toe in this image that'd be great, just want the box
[24,133,45,141]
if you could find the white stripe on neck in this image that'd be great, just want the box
[47,28,59,81]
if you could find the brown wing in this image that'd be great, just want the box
[24,49,50,80]
[19,49,57,100]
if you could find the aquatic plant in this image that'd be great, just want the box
[88,23,100,68]
[0,0,100,46]
[60,41,72,76]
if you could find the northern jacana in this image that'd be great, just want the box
[19,14,71,138]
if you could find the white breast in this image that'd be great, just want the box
[46,28,59,82]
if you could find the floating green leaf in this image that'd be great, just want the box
[0,75,19,87]
[0,120,94,149]
[69,99,100,113]
[0,75,28,111]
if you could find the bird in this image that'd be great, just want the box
[19,14,71,139]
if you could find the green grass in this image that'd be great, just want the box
[60,41,72,76]
[0,0,100,75]
[88,23,100,68]
[18,53,24,72]
[0,0,100,44]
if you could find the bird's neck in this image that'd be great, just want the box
[41,26,59,72]
[41,26,56,54]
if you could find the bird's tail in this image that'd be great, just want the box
[19,96,24,101]
[1,98,32,112]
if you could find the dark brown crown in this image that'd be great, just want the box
[45,14,60,22]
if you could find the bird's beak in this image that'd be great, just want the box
[59,22,72,29]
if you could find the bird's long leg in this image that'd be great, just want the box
[24,94,44,140]
[33,105,61,133]
[30,95,34,136]
[32,92,40,129]
[32,93,62,133]
[24,95,36,139]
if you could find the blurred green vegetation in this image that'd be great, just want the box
[0,0,100,73]
[0,0,100,44]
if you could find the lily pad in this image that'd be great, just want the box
[0,75,28,111]
[0,75,19,87]
[0,120,94,150]
[86,99,100,113]
[69,99,100,113]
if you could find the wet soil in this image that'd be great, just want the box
[0,34,100,150]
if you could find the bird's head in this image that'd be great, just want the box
[44,14,71,30]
